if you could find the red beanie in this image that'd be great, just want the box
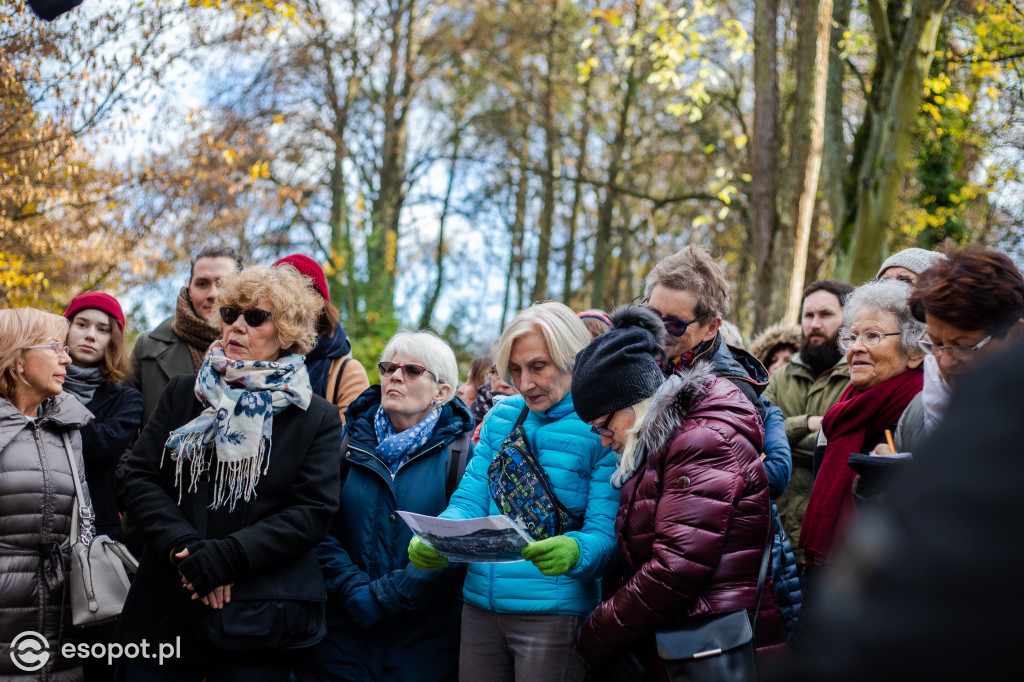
[272,254,330,304]
[64,292,126,331]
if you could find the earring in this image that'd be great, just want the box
[432,400,437,405]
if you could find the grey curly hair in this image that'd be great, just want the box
[841,279,926,357]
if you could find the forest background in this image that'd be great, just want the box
[2,0,1023,370]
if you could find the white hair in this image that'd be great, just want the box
[380,330,460,405]
[494,301,591,385]
[841,279,926,357]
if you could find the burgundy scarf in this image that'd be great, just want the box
[800,367,923,567]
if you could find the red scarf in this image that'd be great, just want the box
[800,367,923,567]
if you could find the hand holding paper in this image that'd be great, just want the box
[408,536,449,570]
[521,535,580,576]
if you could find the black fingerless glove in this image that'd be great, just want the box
[177,537,248,598]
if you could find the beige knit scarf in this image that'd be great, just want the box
[170,287,221,372]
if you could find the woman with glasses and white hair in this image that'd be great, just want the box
[409,302,618,682]
[294,331,474,682]
[0,308,92,682]
[117,265,343,681]
[800,279,925,572]
[877,245,1024,454]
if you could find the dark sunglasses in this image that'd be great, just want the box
[591,411,616,438]
[220,306,274,327]
[642,305,711,337]
[378,361,437,381]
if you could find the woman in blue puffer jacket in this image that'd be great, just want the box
[409,302,619,682]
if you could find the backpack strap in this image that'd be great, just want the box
[339,429,352,491]
[331,357,352,405]
[445,431,473,500]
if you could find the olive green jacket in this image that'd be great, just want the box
[763,354,850,468]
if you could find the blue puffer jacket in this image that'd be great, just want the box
[763,399,802,636]
[294,387,474,682]
[440,393,618,616]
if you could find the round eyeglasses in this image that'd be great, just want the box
[838,330,901,352]
[26,342,70,356]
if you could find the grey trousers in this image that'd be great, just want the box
[459,603,588,682]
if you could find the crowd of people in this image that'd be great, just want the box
[0,239,1021,682]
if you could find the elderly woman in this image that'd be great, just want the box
[116,265,343,681]
[800,279,925,570]
[569,307,786,680]
[881,246,1024,453]
[0,308,92,682]
[409,302,618,682]
[293,330,474,682]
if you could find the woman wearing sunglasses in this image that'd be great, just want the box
[880,245,1024,454]
[0,308,93,682]
[569,306,786,679]
[294,331,474,682]
[409,302,618,682]
[117,265,343,680]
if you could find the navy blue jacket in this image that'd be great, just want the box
[294,387,474,682]
[82,381,143,538]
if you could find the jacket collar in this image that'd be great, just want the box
[0,392,93,451]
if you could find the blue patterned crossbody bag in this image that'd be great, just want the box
[488,406,584,540]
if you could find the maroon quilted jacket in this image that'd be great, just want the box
[575,363,786,673]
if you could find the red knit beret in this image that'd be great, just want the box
[272,254,330,304]
[64,292,126,331]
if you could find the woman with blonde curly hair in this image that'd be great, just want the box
[116,265,344,681]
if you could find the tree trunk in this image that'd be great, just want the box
[419,132,461,329]
[834,0,952,284]
[784,0,833,324]
[531,0,560,303]
[590,3,640,309]
[750,0,779,332]
[562,78,592,304]
[821,0,852,251]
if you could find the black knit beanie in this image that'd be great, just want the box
[571,306,667,423]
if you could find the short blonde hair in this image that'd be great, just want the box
[381,331,459,405]
[0,308,70,397]
[212,265,324,356]
[495,302,591,385]
[645,245,732,318]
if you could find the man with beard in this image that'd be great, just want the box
[763,279,853,568]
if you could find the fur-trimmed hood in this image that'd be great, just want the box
[748,322,802,366]
[615,361,764,487]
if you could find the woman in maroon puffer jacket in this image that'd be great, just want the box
[570,307,786,680]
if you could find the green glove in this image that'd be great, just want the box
[521,535,580,576]
[408,536,448,570]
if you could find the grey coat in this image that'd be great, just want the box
[0,393,92,682]
[893,393,926,454]
[123,316,194,425]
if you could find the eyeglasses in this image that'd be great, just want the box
[917,333,993,359]
[378,362,437,381]
[838,330,901,352]
[220,306,274,327]
[590,411,616,438]
[26,342,70,356]
[642,305,711,337]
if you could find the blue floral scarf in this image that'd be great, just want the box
[373,405,440,474]
[164,340,312,511]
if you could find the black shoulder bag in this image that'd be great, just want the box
[654,515,775,682]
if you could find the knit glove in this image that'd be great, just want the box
[521,535,580,576]
[177,537,248,598]
[408,536,448,570]
[347,584,386,630]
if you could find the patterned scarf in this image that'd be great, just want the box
[170,287,222,372]
[374,405,440,474]
[164,340,312,511]
[663,336,716,375]
[63,364,105,405]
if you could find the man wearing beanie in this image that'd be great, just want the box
[124,245,242,424]
[876,247,945,284]
[570,306,787,675]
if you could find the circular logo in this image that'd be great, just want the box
[10,631,50,672]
